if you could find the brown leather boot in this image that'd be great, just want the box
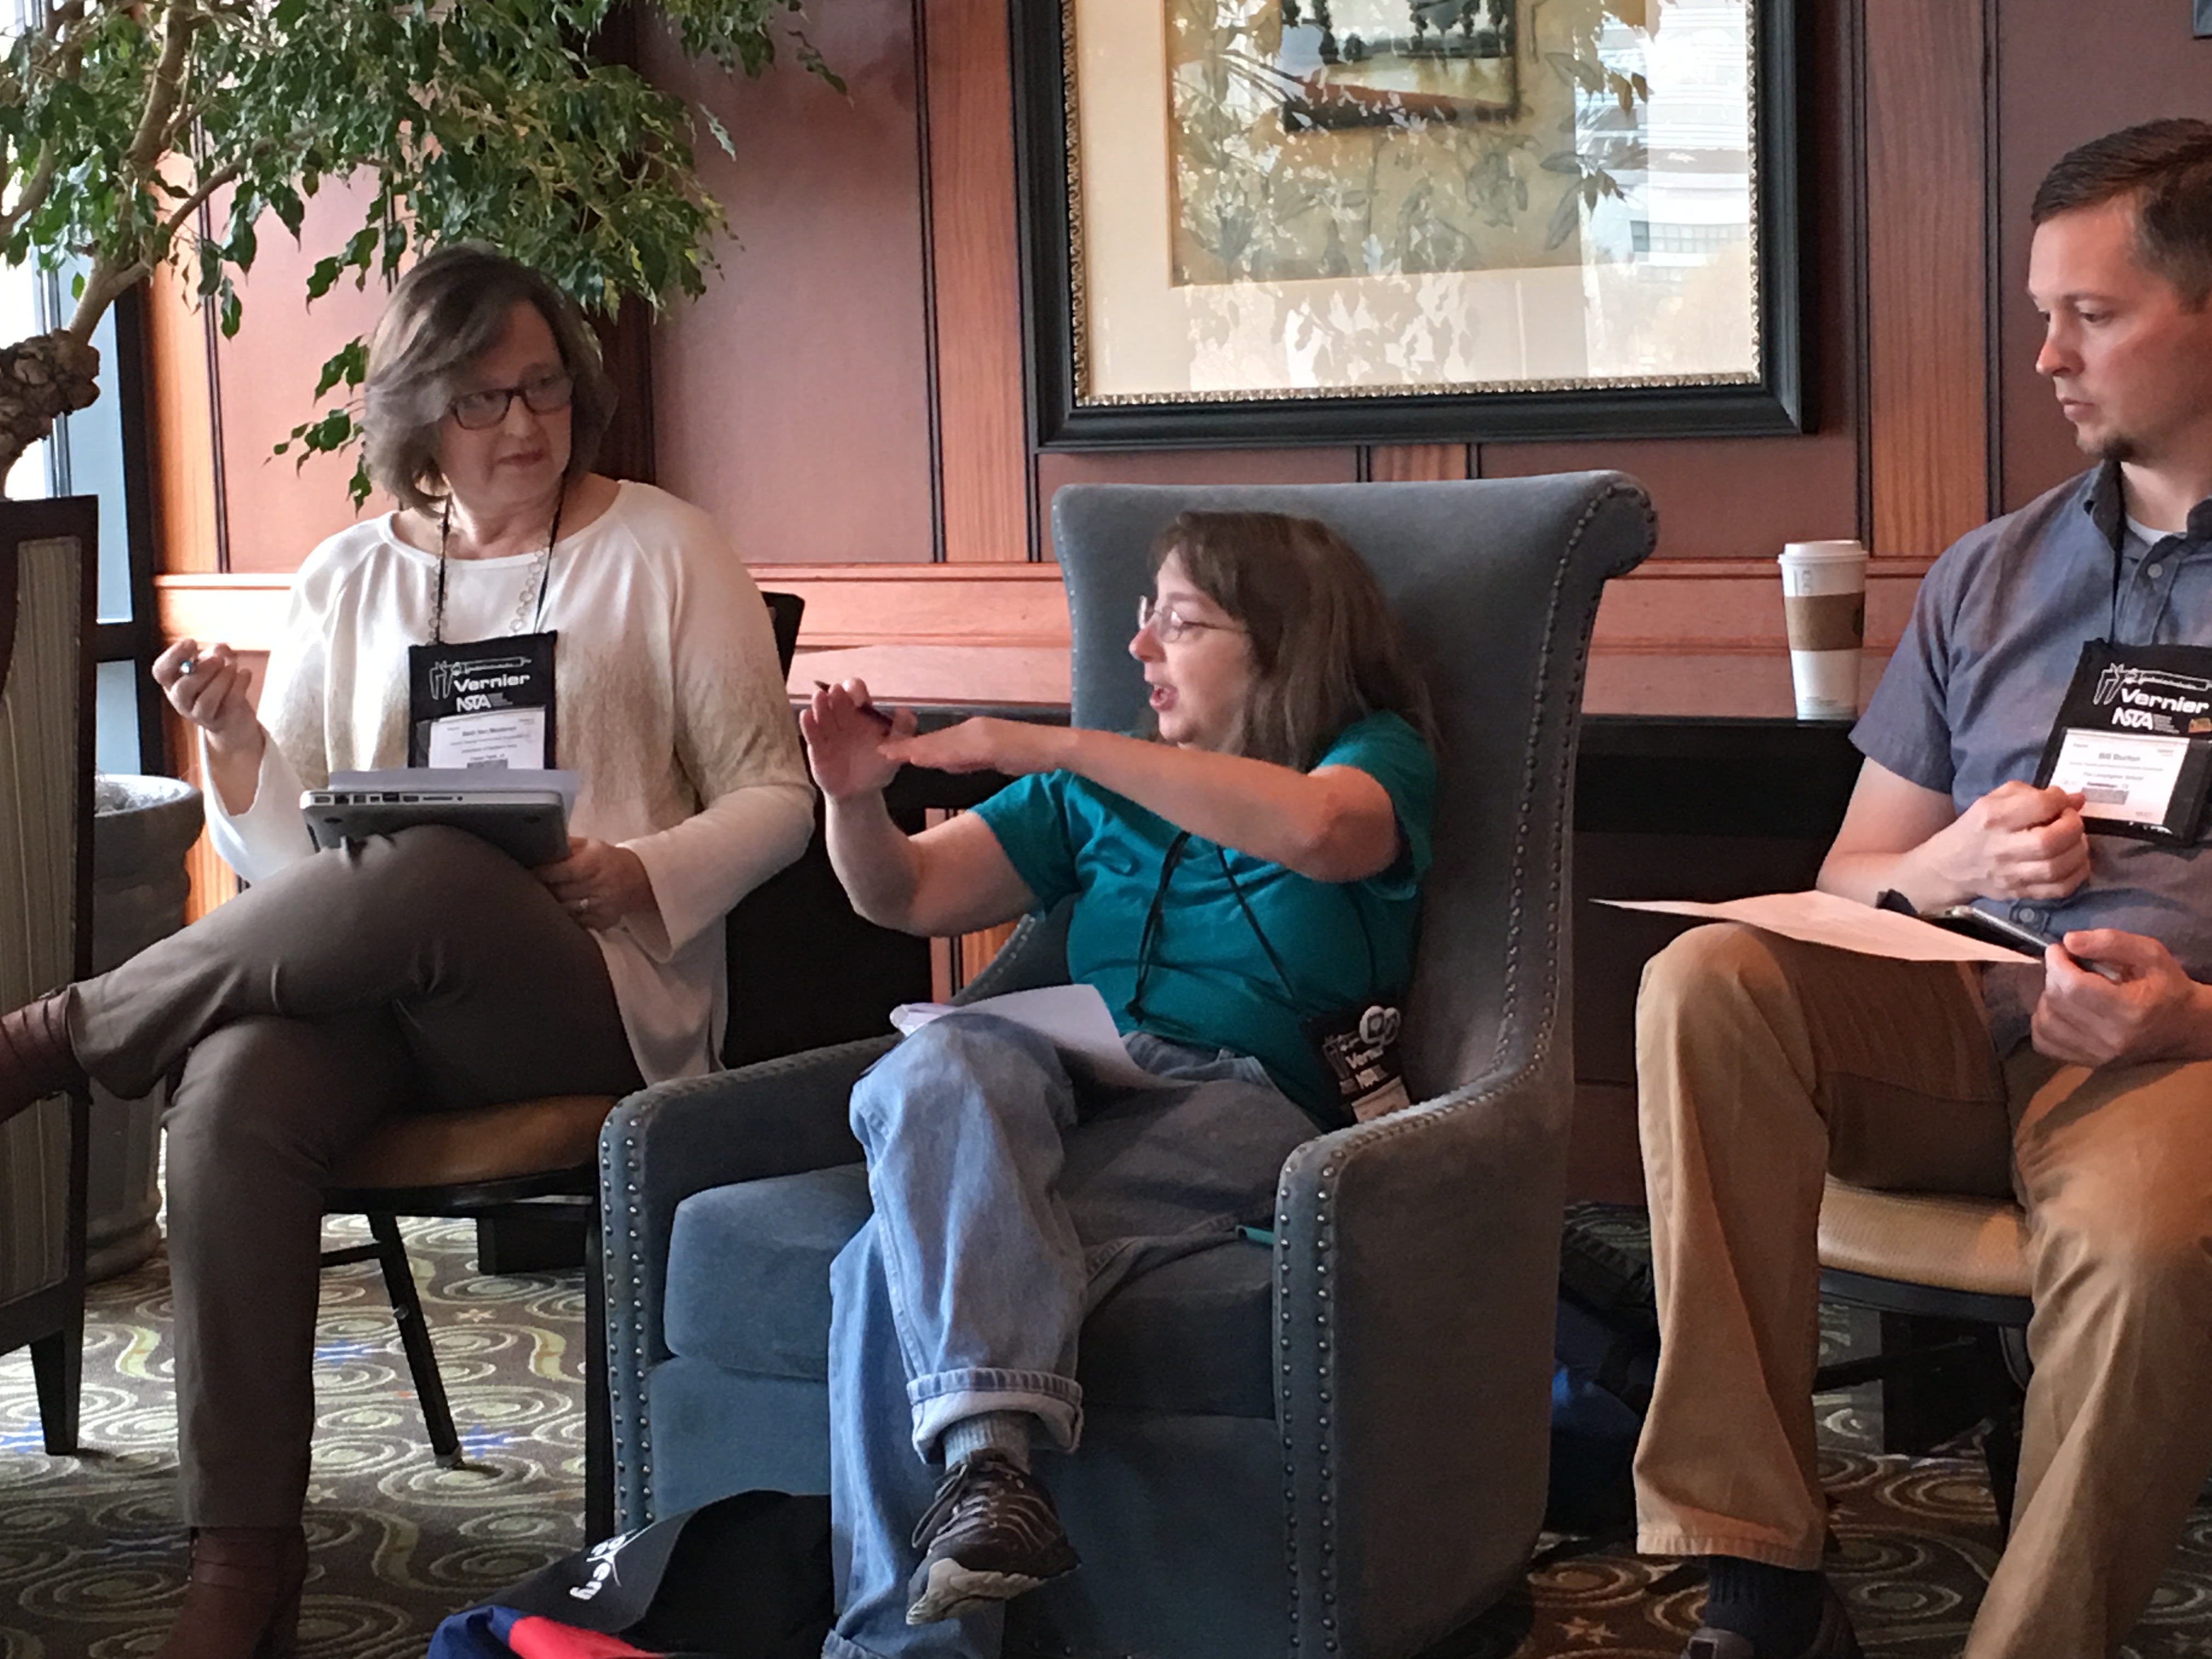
[155,1526,308,1659]
[0,990,84,1124]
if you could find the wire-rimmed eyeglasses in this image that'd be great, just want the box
[447,371,575,431]
[1137,595,1245,644]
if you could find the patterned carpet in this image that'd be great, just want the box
[0,1215,589,1658]
[0,1216,2207,1657]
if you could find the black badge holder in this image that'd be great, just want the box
[2031,640,2212,843]
[407,631,559,768]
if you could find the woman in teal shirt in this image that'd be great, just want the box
[801,511,1436,1659]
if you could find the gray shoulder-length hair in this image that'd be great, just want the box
[361,243,618,512]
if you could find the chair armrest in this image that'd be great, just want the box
[953,901,1070,1003]
[599,1035,891,1525]
[1273,1056,1570,1657]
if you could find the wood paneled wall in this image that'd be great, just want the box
[1863,0,1991,552]
[918,0,1029,562]
[144,3,2212,714]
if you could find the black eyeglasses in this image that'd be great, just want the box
[447,370,574,431]
[1137,595,1245,645]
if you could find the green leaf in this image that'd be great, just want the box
[3,0,832,445]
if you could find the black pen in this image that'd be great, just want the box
[813,679,896,730]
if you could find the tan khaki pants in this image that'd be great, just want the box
[68,826,644,1527]
[1633,924,2212,1659]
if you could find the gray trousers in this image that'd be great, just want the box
[67,826,644,1526]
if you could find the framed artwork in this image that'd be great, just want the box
[1014,0,1804,448]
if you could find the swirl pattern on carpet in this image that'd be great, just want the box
[0,1218,2205,1656]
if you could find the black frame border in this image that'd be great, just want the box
[1013,0,1807,450]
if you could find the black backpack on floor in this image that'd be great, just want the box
[428,1490,833,1658]
[1549,1203,1660,1535]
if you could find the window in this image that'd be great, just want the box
[1,257,164,776]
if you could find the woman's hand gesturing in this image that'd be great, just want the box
[883,716,1069,778]
[800,678,913,802]
[154,638,268,814]
[155,639,263,758]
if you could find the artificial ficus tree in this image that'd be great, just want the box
[0,0,831,488]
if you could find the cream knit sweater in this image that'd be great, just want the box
[205,481,815,1082]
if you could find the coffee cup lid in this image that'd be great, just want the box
[1779,540,1867,562]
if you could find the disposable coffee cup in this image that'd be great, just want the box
[1778,540,1867,719]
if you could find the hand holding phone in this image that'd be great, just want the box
[1923,903,2060,958]
[1876,889,2115,974]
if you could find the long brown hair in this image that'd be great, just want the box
[1150,511,1433,770]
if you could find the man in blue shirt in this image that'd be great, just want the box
[1633,120,2212,1659]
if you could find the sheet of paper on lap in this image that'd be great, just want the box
[1599,891,2040,964]
[891,984,1178,1089]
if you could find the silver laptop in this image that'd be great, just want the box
[301,770,574,867]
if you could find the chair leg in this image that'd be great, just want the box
[585,1205,614,1542]
[1982,1390,2023,1538]
[29,1303,82,1455]
[1978,1325,2027,1538]
[368,1212,464,1468]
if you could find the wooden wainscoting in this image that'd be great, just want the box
[158,552,1938,719]
[154,553,1936,924]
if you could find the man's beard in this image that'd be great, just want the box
[2094,431,2138,465]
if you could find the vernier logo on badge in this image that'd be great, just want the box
[2091,665,2212,730]
[427,653,533,701]
[1777,540,1868,720]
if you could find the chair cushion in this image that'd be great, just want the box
[1818,1177,2032,1300]
[662,1164,1277,1417]
[327,1094,619,1189]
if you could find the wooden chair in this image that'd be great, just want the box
[1814,1178,2033,1528]
[0,500,97,1456]
[318,589,805,1527]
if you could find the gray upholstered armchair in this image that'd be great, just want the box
[600,474,1656,1658]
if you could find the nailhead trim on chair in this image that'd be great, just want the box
[1273,480,1651,1657]
[601,1116,651,1525]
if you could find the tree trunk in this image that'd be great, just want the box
[0,331,102,487]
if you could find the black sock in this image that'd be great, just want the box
[1701,1557,1824,1656]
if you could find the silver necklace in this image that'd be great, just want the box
[430,490,566,645]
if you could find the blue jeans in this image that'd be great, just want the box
[822,1012,1317,1659]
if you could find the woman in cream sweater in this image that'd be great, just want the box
[0,245,812,1658]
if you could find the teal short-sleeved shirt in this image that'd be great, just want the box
[969,712,1436,1122]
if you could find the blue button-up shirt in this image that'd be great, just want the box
[1855,462,2212,988]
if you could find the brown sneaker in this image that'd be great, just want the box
[905,1451,1079,1624]
[1685,1584,1863,1659]
[0,990,85,1124]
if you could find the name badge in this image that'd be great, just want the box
[1304,1001,1411,1124]
[2033,640,2212,842]
[408,630,558,770]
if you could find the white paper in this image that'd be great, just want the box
[890,984,1173,1090]
[1599,891,2039,964]
[425,707,549,770]
[330,767,580,815]
[2046,727,2190,827]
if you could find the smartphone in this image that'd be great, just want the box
[1923,904,2058,958]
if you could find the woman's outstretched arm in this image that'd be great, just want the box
[884,716,1399,884]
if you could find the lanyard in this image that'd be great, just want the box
[430,492,565,645]
[1122,830,1380,1024]
[1125,831,1192,1025]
